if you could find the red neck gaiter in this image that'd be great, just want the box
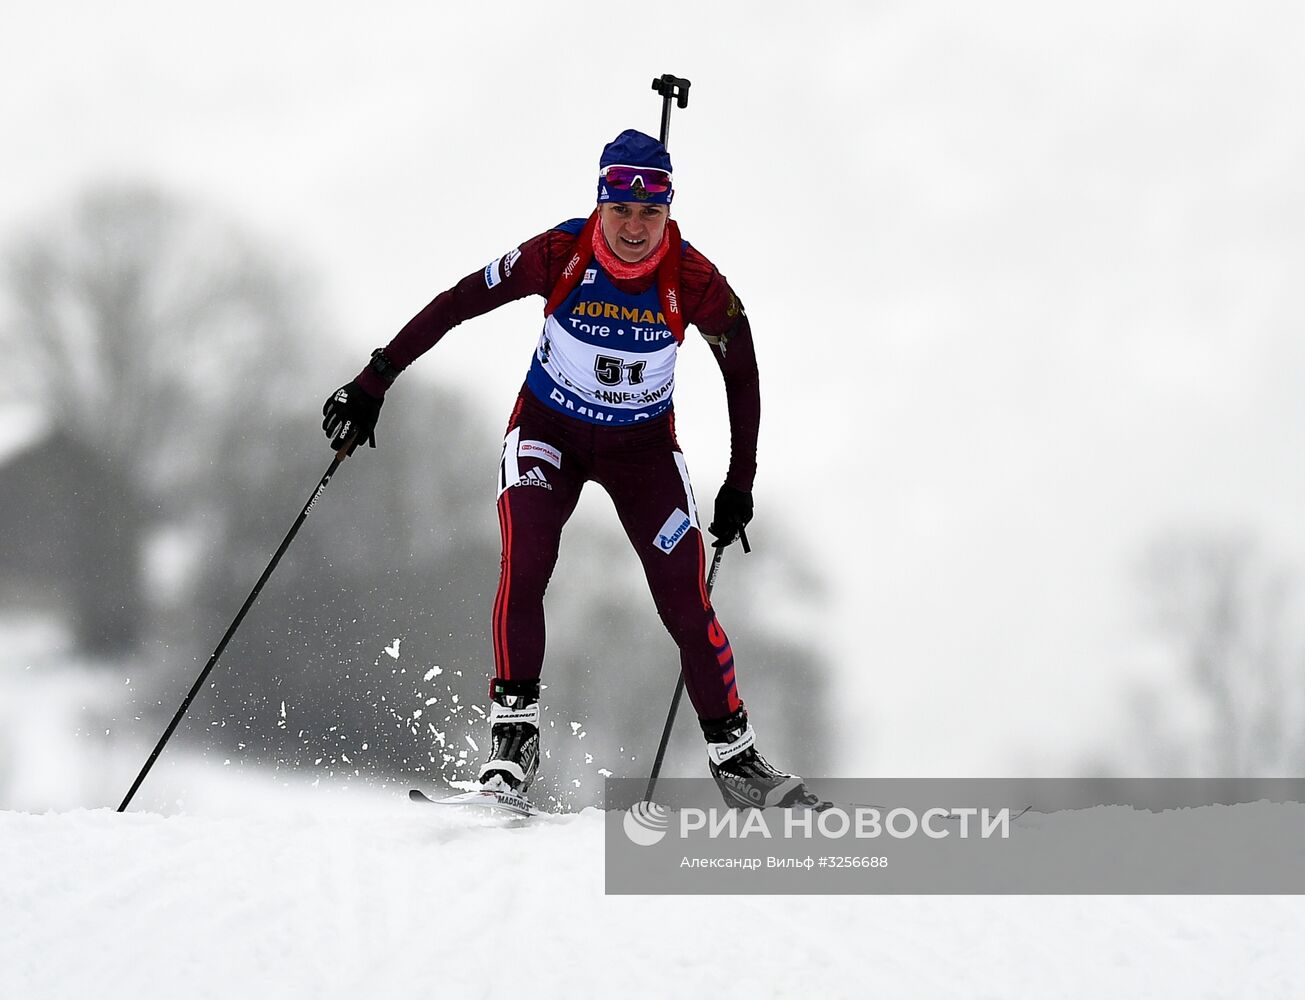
[591,220,670,280]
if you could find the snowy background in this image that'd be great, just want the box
[2,1,1304,995]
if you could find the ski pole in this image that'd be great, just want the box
[651,73,690,146]
[643,528,749,802]
[642,73,754,800]
[117,438,356,812]
[638,72,697,803]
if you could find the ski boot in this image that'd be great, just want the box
[477,678,541,793]
[702,707,820,809]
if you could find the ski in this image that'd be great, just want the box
[408,786,544,819]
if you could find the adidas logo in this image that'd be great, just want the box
[519,466,553,491]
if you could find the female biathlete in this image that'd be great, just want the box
[323,129,813,809]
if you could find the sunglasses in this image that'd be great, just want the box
[600,164,673,196]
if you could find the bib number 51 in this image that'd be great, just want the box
[594,355,646,386]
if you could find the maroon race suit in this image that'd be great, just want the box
[354,217,760,721]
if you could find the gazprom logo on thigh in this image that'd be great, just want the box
[654,508,693,555]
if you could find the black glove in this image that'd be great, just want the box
[707,484,753,551]
[322,381,383,453]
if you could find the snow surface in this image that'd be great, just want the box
[2,779,1303,999]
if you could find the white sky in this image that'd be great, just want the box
[5,0,1305,777]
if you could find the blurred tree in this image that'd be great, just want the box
[0,430,145,651]
[0,182,322,656]
[4,183,318,501]
[1111,533,1305,776]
